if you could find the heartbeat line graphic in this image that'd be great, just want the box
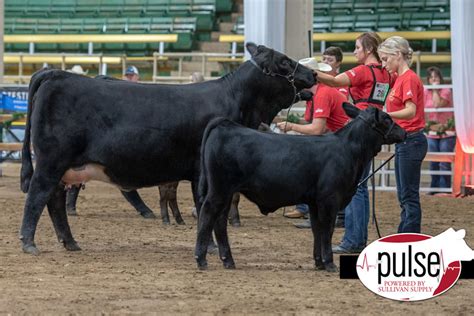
[438,249,461,281]
[356,253,377,271]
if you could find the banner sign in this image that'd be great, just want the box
[0,87,29,113]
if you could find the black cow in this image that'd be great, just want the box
[19,43,316,255]
[65,122,275,224]
[195,104,406,272]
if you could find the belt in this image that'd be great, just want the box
[406,129,424,136]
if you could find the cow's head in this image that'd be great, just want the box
[246,43,315,91]
[342,103,407,144]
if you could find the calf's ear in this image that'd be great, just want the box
[342,102,360,118]
[246,42,258,56]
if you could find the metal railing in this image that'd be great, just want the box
[151,52,244,83]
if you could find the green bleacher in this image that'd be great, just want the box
[233,0,450,52]
[5,0,234,53]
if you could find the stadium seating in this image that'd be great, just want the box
[4,0,234,53]
[233,0,450,52]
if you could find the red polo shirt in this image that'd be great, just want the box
[386,69,425,132]
[304,83,349,132]
[344,63,394,110]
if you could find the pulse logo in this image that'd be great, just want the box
[356,228,474,301]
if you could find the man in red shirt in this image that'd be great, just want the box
[277,84,348,134]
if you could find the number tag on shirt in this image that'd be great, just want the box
[372,83,390,102]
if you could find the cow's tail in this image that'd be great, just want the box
[198,117,228,203]
[20,69,52,193]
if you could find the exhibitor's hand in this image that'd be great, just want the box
[276,121,292,132]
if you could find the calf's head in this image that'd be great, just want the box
[246,43,315,91]
[342,103,407,144]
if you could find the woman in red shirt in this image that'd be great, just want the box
[379,36,427,233]
[314,32,394,253]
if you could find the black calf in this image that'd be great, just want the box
[195,104,406,272]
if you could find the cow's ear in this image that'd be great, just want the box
[246,42,258,56]
[342,102,360,118]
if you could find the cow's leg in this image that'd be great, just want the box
[47,184,81,251]
[191,178,217,254]
[65,185,80,216]
[20,164,68,255]
[121,190,156,219]
[213,197,235,269]
[309,205,324,270]
[160,182,185,225]
[228,192,241,227]
[319,206,338,272]
[169,199,185,225]
[158,187,171,225]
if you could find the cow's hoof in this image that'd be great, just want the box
[324,262,338,273]
[64,240,81,251]
[207,243,218,255]
[223,260,236,269]
[176,219,186,225]
[229,221,241,228]
[162,220,171,225]
[22,244,40,256]
[141,211,156,219]
[66,209,78,216]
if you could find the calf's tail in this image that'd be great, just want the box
[20,69,52,193]
[198,117,228,202]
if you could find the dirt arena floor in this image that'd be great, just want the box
[0,162,473,314]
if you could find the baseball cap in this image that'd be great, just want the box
[125,66,139,76]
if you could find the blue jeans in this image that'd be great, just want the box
[340,163,371,250]
[427,136,456,189]
[295,204,309,215]
[395,131,427,233]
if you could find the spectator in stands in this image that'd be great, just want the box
[67,65,88,76]
[281,46,347,222]
[423,66,455,194]
[379,36,427,233]
[314,32,395,253]
[124,66,139,82]
[275,60,349,227]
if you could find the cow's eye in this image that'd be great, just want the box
[282,60,290,66]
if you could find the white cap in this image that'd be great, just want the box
[299,57,332,72]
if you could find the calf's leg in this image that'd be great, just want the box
[309,205,324,270]
[213,197,235,269]
[191,178,217,254]
[195,195,230,270]
[318,206,338,272]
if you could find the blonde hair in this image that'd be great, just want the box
[378,36,414,65]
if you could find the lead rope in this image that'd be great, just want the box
[371,159,382,238]
[358,154,395,238]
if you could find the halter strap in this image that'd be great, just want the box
[358,110,396,140]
